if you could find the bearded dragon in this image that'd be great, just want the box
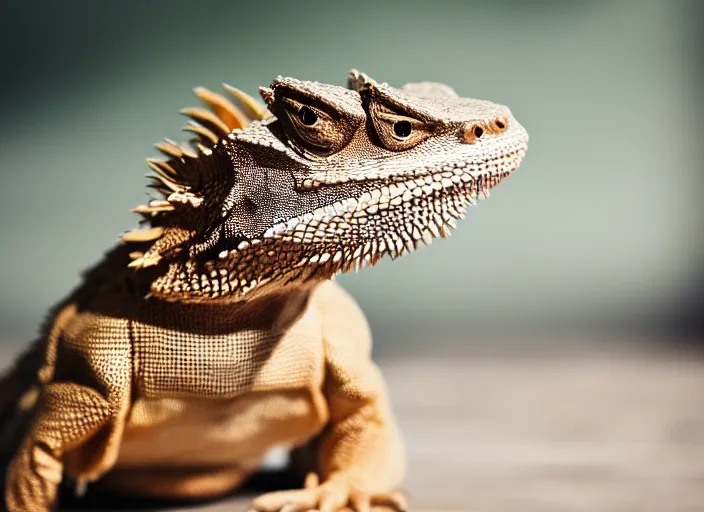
[0,70,528,511]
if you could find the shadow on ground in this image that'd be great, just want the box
[59,469,303,511]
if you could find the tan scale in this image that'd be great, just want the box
[1,70,528,512]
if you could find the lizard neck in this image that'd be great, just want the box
[135,278,320,333]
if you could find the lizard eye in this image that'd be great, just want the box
[274,94,359,157]
[393,120,412,138]
[298,106,318,126]
[368,101,432,151]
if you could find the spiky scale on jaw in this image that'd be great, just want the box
[126,70,528,302]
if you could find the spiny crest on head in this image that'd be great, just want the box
[123,83,268,269]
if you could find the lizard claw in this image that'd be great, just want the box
[250,473,407,512]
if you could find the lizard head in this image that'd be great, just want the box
[126,70,528,302]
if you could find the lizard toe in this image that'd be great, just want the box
[250,475,407,512]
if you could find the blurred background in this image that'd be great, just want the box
[1,1,703,510]
[0,0,702,353]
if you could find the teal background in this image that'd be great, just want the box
[0,0,702,354]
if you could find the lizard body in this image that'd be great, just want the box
[0,70,528,511]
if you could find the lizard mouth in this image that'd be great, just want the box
[152,144,527,299]
[253,142,528,263]
[218,143,528,263]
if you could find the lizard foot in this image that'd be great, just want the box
[249,473,407,512]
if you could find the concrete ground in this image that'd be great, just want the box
[3,342,704,511]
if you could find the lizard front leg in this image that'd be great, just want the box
[5,308,132,512]
[251,281,406,512]
[5,382,114,511]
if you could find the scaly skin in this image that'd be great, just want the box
[1,70,528,511]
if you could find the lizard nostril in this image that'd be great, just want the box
[493,116,508,132]
[463,122,484,144]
